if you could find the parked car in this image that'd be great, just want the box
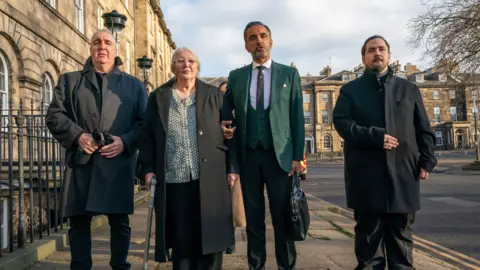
[300,152,307,180]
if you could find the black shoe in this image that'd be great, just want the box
[225,246,236,254]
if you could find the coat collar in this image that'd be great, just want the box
[362,66,395,90]
[155,77,211,133]
[81,56,123,94]
[237,61,279,113]
[251,58,272,70]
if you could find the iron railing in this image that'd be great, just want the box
[0,98,66,256]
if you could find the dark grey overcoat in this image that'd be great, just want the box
[332,68,437,213]
[138,78,234,262]
[46,57,147,217]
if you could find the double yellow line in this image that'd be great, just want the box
[306,194,480,270]
[413,235,480,270]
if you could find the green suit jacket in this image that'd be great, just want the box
[223,61,305,173]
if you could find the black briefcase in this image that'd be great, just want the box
[285,173,310,241]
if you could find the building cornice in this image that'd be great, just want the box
[150,0,176,49]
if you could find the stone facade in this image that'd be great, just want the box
[0,0,175,113]
[0,0,176,248]
[303,64,479,153]
[200,62,478,154]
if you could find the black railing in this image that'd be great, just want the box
[0,98,66,256]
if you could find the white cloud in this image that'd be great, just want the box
[161,0,430,77]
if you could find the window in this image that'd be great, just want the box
[41,73,53,112]
[434,107,441,123]
[323,135,332,149]
[449,90,455,99]
[435,131,443,146]
[342,74,349,81]
[450,106,457,121]
[473,105,479,115]
[321,93,328,102]
[473,90,478,99]
[303,94,310,103]
[0,53,8,118]
[433,91,440,100]
[97,6,103,29]
[304,112,311,124]
[125,41,131,74]
[45,0,56,7]
[75,0,84,33]
[322,110,329,124]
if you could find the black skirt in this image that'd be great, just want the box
[165,180,202,259]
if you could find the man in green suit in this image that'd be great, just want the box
[222,21,305,270]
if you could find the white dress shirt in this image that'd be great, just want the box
[250,59,272,110]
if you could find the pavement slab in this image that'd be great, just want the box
[29,195,460,270]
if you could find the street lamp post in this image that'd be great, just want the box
[473,88,479,161]
[136,55,154,87]
[102,10,127,51]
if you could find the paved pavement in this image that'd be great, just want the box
[30,194,458,269]
[303,162,480,265]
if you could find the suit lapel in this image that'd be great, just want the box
[195,78,210,124]
[156,87,172,134]
[270,61,279,110]
[100,69,123,132]
[237,65,251,114]
[84,69,101,129]
[85,69,100,94]
[384,74,397,180]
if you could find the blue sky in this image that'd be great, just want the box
[161,0,430,77]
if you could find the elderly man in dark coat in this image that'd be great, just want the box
[46,29,147,270]
[333,35,437,270]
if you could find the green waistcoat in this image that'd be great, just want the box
[246,91,273,150]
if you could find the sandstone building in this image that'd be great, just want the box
[204,61,479,154]
[0,0,176,114]
[303,61,479,153]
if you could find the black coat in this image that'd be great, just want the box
[46,57,147,217]
[138,78,234,262]
[332,69,437,213]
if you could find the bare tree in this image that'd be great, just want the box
[409,0,480,74]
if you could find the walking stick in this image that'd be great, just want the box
[143,176,157,270]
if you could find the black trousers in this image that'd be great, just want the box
[241,147,296,270]
[172,252,223,270]
[166,181,223,270]
[68,214,131,270]
[353,211,416,270]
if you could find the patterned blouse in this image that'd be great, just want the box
[165,87,201,183]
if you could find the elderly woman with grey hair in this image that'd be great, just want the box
[138,47,236,270]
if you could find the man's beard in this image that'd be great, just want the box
[253,50,268,60]
[368,62,386,74]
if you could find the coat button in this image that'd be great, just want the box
[199,130,203,135]
[202,158,207,162]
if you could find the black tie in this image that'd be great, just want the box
[256,66,265,111]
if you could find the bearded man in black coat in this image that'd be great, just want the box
[46,29,147,269]
[332,35,437,269]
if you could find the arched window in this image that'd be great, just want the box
[323,134,332,149]
[40,73,53,112]
[0,53,8,113]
